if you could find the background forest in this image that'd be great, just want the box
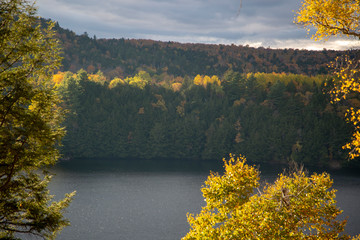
[55,69,354,168]
[49,19,360,168]
[46,19,358,79]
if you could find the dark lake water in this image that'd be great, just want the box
[48,159,360,240]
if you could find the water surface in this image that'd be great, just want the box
[49,159,360,240]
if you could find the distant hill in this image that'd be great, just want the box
[47,19,357,79]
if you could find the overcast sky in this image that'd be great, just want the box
[36,0,359,50]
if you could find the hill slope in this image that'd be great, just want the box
[48,20,356,78]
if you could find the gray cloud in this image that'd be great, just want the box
[36,0,358,50]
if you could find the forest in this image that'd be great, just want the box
[54,69,356,168]
[42,19,360,168]
[45,18,360,79]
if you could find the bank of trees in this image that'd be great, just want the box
[54,69,355,168]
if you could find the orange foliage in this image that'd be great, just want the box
[52,72,65,84]
[88,73,107,85]
[172,82,182,92]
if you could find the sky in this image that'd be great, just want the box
[36,0,360,50]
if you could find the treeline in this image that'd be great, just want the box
[55,70,355,168]
[44,19,359,79]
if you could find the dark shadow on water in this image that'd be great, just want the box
[55,157,360,176]
[55,157,225,173]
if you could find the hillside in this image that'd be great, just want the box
[47,20,358,79]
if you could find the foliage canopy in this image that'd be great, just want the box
[296,0,360,40]
[0,0,74,239]
[183,155,358,239]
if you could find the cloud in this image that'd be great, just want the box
[36,0,357,50]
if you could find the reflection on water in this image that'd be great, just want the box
[49,159,360,240]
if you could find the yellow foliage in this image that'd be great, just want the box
[109,77,125,89]
[124,71,151,89]
[329,57,360,159]
[183,155,354,239]
[295,0,360,40]
[193,74,221,88]
[203,75,211,86]
[88,71,107,85]
[210,75,221,86]
[171,82,182,92]
[193,74,203,86]
[52,72,65,84]
[253,72,324,88]
[296,0,360,159]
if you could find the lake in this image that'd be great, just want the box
[49,159,360,240]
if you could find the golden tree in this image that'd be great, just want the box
[296,0,360,159]
[183,155,357,239]
[296,0,360,40]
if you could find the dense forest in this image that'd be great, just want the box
[45,19,360,168]
[54,69,356,168]
[45,19,360,79]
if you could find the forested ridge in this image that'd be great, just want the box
[45,19,360,79]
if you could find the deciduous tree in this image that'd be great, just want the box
[183,155,357,239]
[0,0,75,239]
[295,0,360,40]
[296,0,360,159]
